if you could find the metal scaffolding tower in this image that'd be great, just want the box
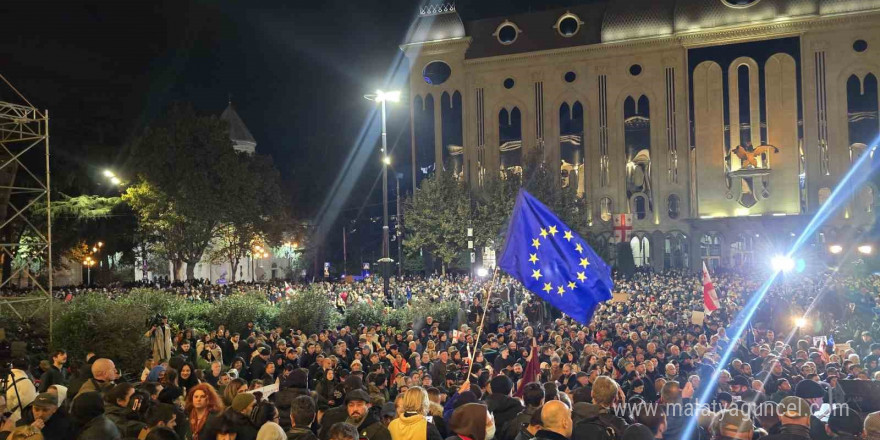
[0,74,52,342]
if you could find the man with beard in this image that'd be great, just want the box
[343,389,390,440]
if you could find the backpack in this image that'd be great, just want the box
[574,413,623,440]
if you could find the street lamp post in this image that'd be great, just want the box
[364,90,400,299]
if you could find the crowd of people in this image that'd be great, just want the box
[3,267,880,440]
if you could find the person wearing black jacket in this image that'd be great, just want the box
[501,383,544,440]
[16,392,74,440]
[531,401,573,440]
[288,395,319,440]
[251,347,271,382]
[39,350,68,393]
[70,391,122,440]
[202,393,259,440]
[318,376,366,440]
[485,376,523,440]
[340,390,390,440]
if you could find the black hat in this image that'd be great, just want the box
[731,376,750,387]
[345,389,371,404]
[257,347,270,356]
[828,405,862,435]
[794,380,825,399]
[717,392,733,403]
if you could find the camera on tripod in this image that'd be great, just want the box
[146,313,166,328]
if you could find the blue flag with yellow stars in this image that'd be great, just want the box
[498,189,613,324]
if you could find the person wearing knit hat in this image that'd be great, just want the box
[257,421,288,440]
[232,393,257,414]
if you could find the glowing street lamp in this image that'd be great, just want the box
[83,257,96,285]
[794,317,806,328]
[103,170,115,178]
[828,244,843,254]
[858,245,873,255]
[476,267,489,277]
[364,89,401,299]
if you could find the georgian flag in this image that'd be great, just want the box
[702,262,721,314]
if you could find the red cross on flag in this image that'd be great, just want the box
[613,214,633,243]
[702,261,721,314]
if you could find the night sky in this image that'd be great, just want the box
[0,0,590,259]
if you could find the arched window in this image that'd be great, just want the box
[667,194,680,219]
[631,236,651,267]
[701,233,722,271]
[600,197,613,222]
[730,234,754,268]
[664,232,688,269]
[499,107,522,178]
[634,195,647,220]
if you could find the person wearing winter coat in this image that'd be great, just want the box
[70,392,121,440]
[387,388,442,440]
[315,369,342,408]
[484,376,523,440]
[103,383,147,438]
[14,392,74,440]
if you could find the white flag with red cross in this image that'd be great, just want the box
[613,214,633,243]
[702,261,721,314]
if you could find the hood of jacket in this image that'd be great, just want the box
[71,391,104,424]
[486,393,522,415]
[389,413,428,440]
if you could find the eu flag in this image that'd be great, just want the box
[498,189,613,324]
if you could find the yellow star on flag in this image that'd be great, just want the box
[531,269,542,280]
[539,228,549,239]
[564,230,573,241]
[532,238,541,249]
[548,225,558,237]
[529,253,539,264]
[575,243,584,253]
[567,281,577,290]
[543,282,552,293]
[580,257,590,268]
[577,271,587,282]
[557,285,565,295]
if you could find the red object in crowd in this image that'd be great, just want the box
[702,261,720,314]
[514,345,540,398]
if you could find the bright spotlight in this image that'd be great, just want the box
[376,90,401,103]
[828,245,843,254]
[476,267,489,277]
[794,317,806,328]
[771,255,795,272]
[103,169,115,178]
[858,245,873,255]
[382,156,392,165]
[110,176,121,185]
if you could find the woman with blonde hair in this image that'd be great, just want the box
[387,387,442,440]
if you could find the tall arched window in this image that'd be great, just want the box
[664,232,688,269]
[701,233,722,271]
[499,107,522,178]
[624,95,652,216]
[600,197,613,222]
[631,236,650,267]
[441,91,464,178]
[847,74,879,148]
[414,95,436,183]
[560,101,585,196]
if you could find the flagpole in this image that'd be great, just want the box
[466,266,501,380]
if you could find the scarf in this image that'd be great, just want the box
[190,409,209,440]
